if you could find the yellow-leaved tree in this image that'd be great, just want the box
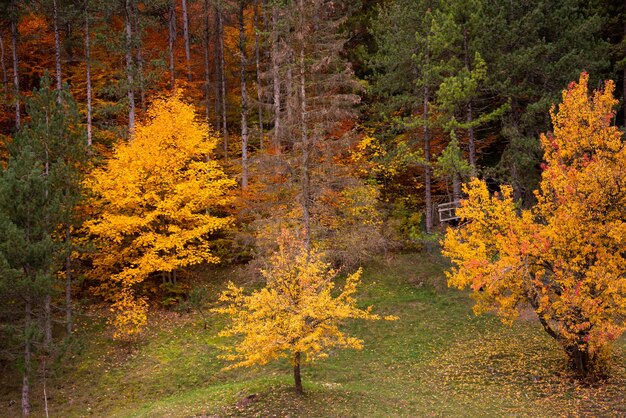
[86,92,235,339]
[442,73,626,375]
[213,230,396,394]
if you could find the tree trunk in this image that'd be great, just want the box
[239,2,249,190]
[181,0,192,81]
[453,172,461,203]
[203,0,211,123]
[125,0,136,137]
[298,0,310,251]
[42,357,49,418]
[44,294,52,349]
[217,5,228,159]
[131,1,146,114]
[85,1,93,147]
[463,26,476,174]
[65,224,72,335]
[168,0,177,91]
[214,8,221,131]
[254,0,264,148]
[623,0,626,124]
[467,101,476,172]
[423,84,432,234]
[270,6,281,149]
[53,0,62,92]
[534,305,593,375]
[510,162,522,207]
[293,351,303,395]
[567,345,591,375]
[286,63,293,127]
[22,299,31,417]
[0,33,8,94]
[10,0,20,129]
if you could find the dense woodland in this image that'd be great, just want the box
[0,0,625,416]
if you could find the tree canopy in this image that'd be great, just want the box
[443,73,626,375]
[86,92,235,338]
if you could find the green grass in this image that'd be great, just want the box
[1,252,625,417]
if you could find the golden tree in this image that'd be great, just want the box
[214,230,396,394]
[86,92,235,339]
[443,73,626,375]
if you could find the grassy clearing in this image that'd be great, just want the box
[1,252,624,417]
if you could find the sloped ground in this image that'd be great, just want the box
[1,253,624,417]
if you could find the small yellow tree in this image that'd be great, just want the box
[86,92,235,338]
[214,230,395,394]
[442,73,626,375]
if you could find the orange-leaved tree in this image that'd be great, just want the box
[213,230,397,394]
[442,73,626,375]
[86,92,235,339]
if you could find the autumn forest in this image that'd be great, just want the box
[0,0,625,416]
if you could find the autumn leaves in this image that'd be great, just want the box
[443,73,626,375]
[85,71,625,393]
[86,93,235,338]
[84,93,390,394]
[213,229,396,394]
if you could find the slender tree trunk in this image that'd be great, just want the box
[53,0,62,92]
[0,33,8,94]
[467,101,476,171]
[463,26,476,174]
[217,4,229,158]
[125,0,136,137]
[168,0,177,91]
[293,351,303,395]
[254,0,264,148]
[286,63,293,126]
[298,0,310,250]
[44,295,52,349]
[623,0,626,124]
[270,6,281,149]
[213,8,221,131]
[203,0,211,123]
[239,2,249,189]
[510,159,522,205]
[423,84,432,234]
[453,172,461,203]
[43,107,52,350]
[10,0,20,129]
[65,224,72,334]
[85,2,92,147]
[22,299,31,417]
[42,357,49,418]
[181,0,192,81]
[131,1,146,114]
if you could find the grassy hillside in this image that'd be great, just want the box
[1,253,624,417]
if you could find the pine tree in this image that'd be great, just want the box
[369,0,441,233]
[0,76,86,416]
[480,0,609,203]
[250,0,380,265]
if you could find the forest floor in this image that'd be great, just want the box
[1,252,625,417]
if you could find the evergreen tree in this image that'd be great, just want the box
[481,0,610,204]
[368,0,440,233]
[251,0,381,264]
[0,76,86,416]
